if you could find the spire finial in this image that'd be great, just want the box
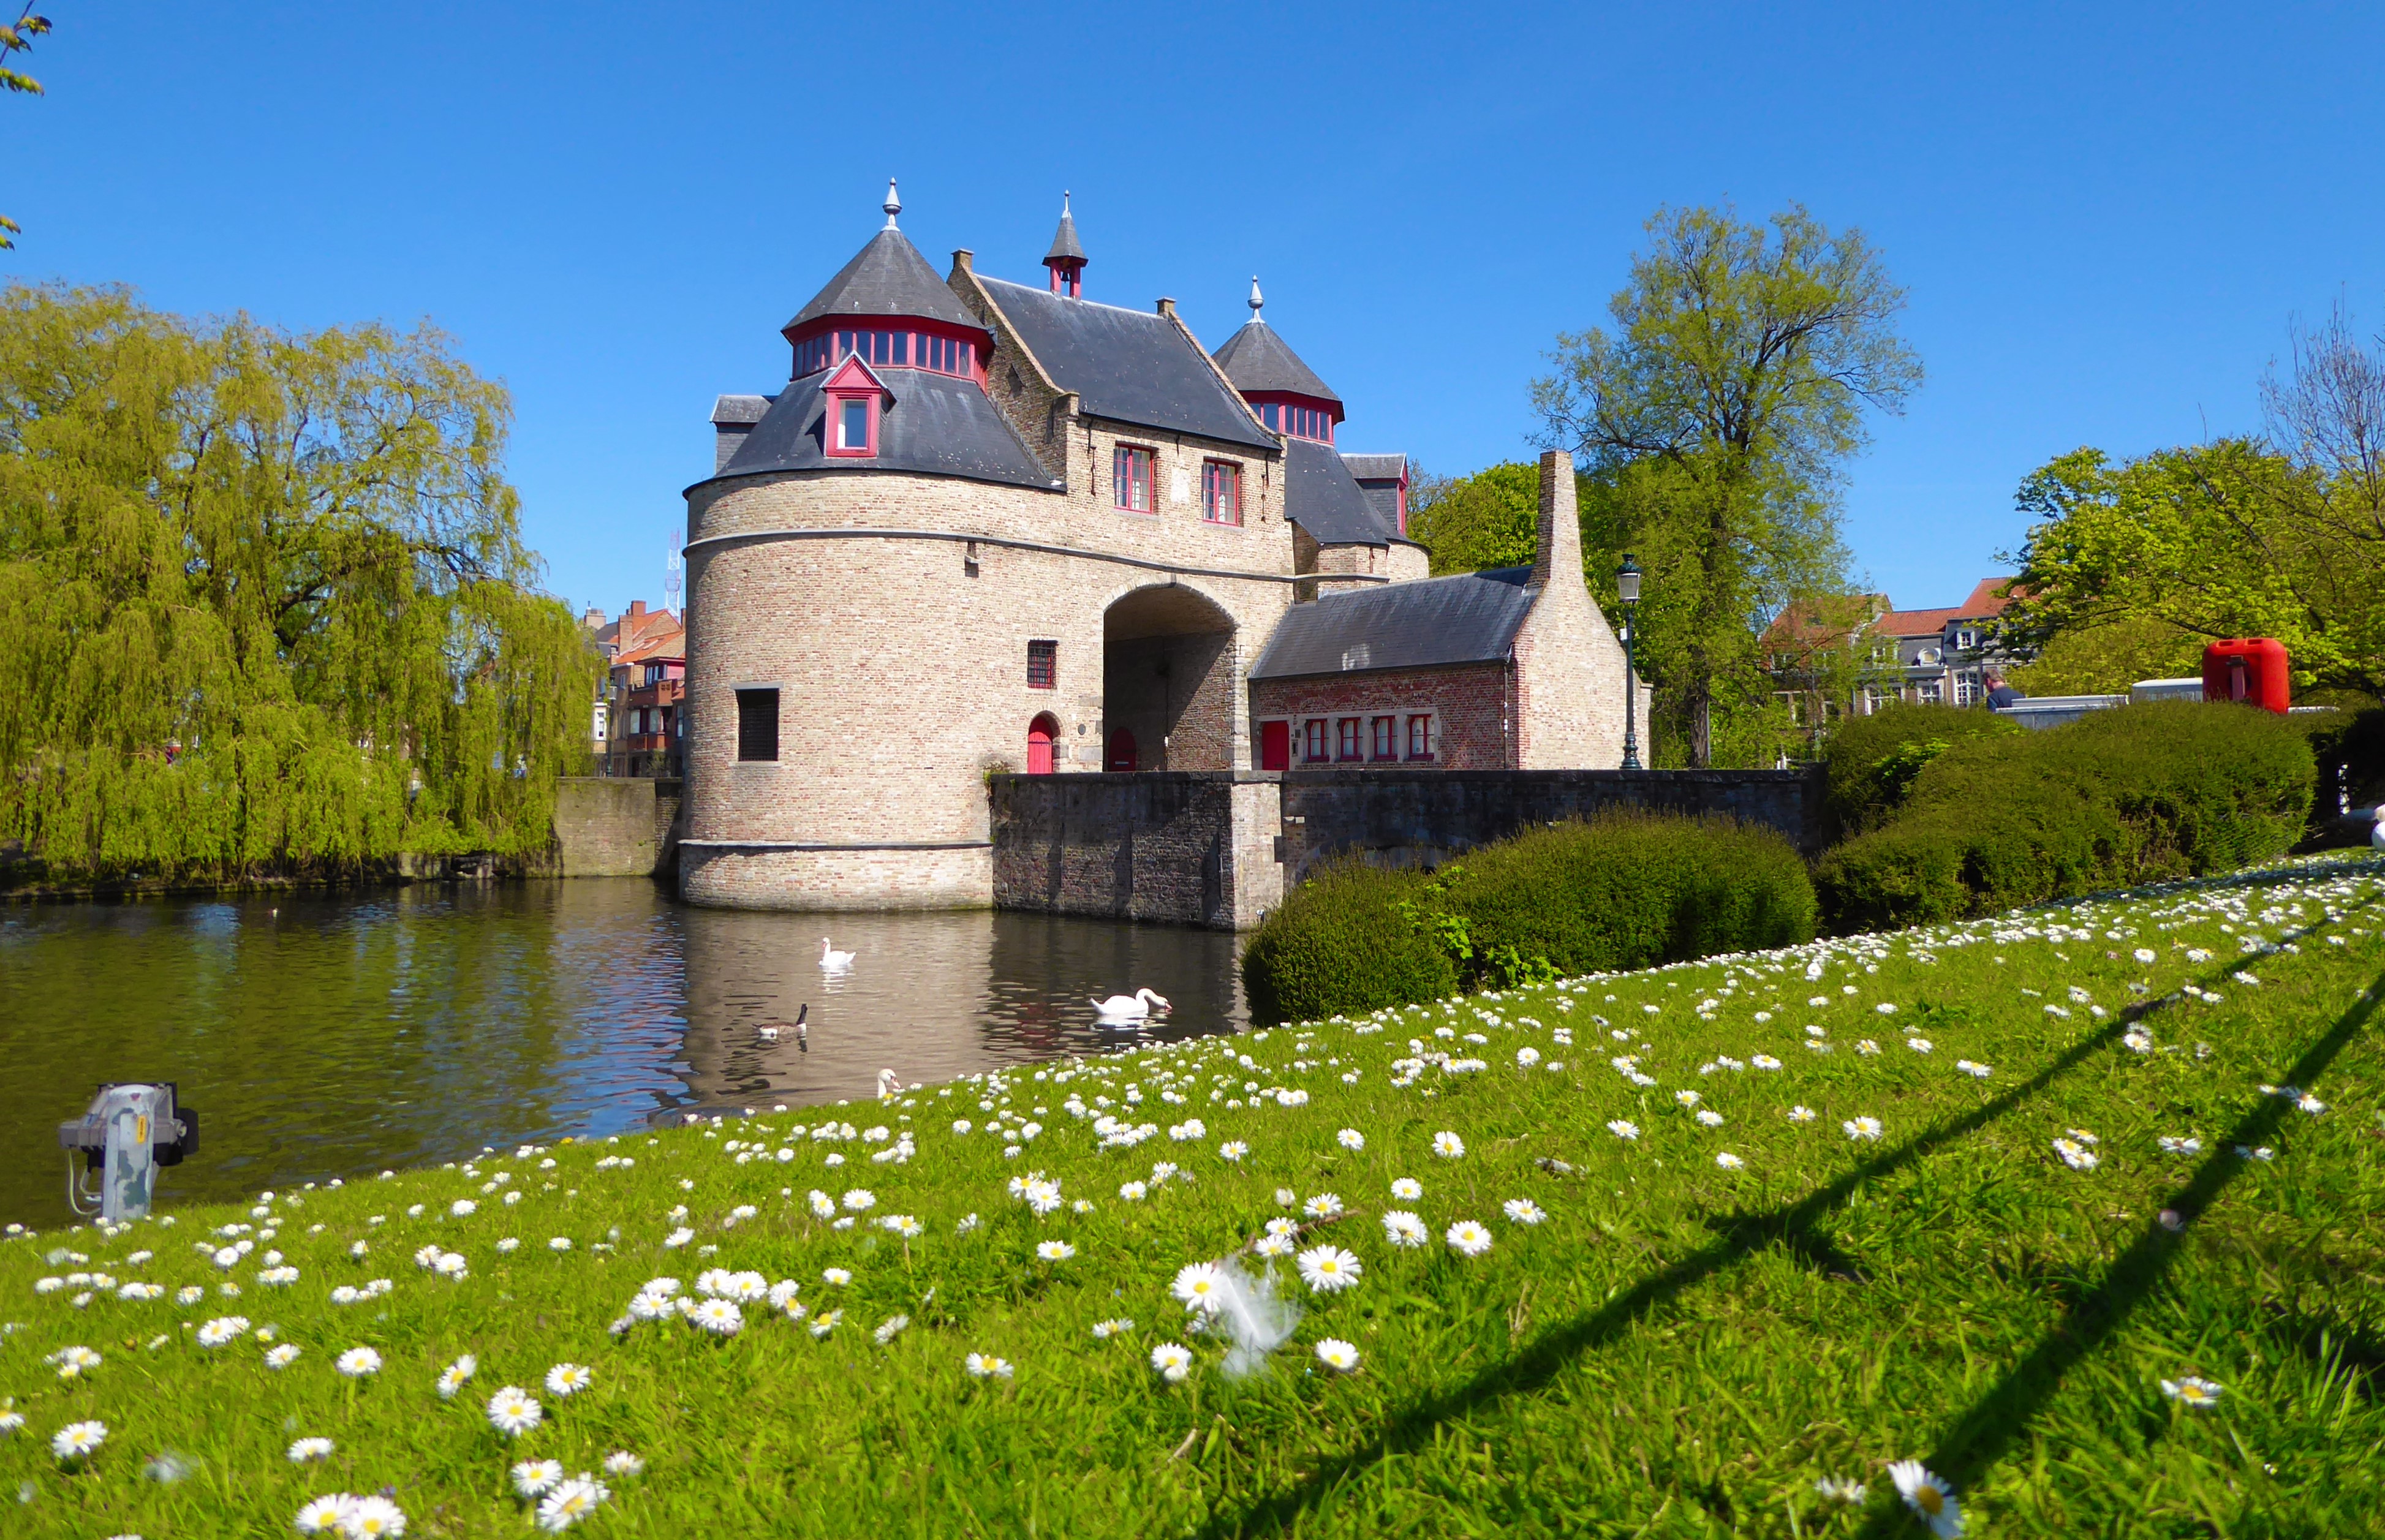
[1248,276,1264,320]
[1062,189,1072,216]
[882,178,901,230]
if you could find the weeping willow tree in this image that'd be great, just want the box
[0,282,597,883]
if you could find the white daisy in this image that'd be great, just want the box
[1696,1109,1725,1127]
[1337,1128,1366,1150]
[1607,1119,1641,1141]
[1314,1337,1361,1373]
[1787,1106,1816,1123]
[602,1451,645,1477]
[1036,1240,1076,1263]
[964,1351,1015,1379]
[690,1298,743,1336]
[1445,1220,1493,1258]
[293,1495,352,1534]
[1173,1261,1227,1313]
[266,1343,301,1369]
[1296,1245,1363,1293]
[1091,1318,1135,1339]
[1390,1177,1423,1200]
[1501,1199,1546,1225]
[335,1346,382,1378]
[1381,1210,1428,1248]
[1887,1459,1960,1538]
[486,1386,544,1436]
[544,1362,593,1397]
[1151,1342,1193,1382]
[436,1354,477,1399]
[1843,1117,1883,1142]
[2161,1375,2223,1409]
[1432,1131,1466,1159]
[1302,1192,1344,1219]
[535,1478,606,1532]
[513,1459,565,1497]
[51,1419,106,1460]
[1715,1152,1745,1170]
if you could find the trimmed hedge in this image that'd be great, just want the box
[1818,703,2024,845]
[1815,700,2315,931]
[1241,812,1818,1024]
[1238,859,1456,1027]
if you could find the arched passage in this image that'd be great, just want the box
[1102,584,1236,772]
[1027,712,1059,775]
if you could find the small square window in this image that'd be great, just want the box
[1407,714,1434,760]
[1026,640,1057,690]
[839,399,870,450]
[736,689,779,762]
[1113,445,1155,512]
[1370,715,1395,760]
[1337,717,1361,761]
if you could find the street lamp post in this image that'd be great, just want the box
[1617,554,1642,770]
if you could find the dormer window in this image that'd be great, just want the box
[1249,398,1337,444]
[822,355,888,459]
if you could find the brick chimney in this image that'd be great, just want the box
[1531,449,1582,591]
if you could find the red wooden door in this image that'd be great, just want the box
[1027,714,1057,775]
[1105,729,1138,772]
[1260,720,1290,771]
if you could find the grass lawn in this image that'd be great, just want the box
[4,856,2383,1538]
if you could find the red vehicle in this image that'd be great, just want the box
[2201,638,2290,714]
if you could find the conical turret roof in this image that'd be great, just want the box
[1045,192,1086,265]
[785,226,980,332]
[1212,285,1339,404]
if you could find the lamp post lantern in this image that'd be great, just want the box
[1617,554,1642,770]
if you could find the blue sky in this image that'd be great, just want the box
[8,2,2380,617]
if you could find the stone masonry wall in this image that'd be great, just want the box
[988,771,1279,929]
[553,777,659,877]
[1514,449,1643,769]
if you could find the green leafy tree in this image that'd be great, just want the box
[0,282,598,881]
[0,6,50,249]
[1532,204,1921,766]
[2003,306,2385,703]
[1407,461,1541,575]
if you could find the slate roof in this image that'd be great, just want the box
[1339,452,1406,481]
[1249,567,1536,680]
[1285,438,1421,549]
[976,277,1276,450]
[1212,319,1340,404]
[785,228,982,331]
[697,368,1057,492]
[1045,206,1085,264]
[711,394,774,425]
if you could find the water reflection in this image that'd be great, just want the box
[0,883,1245,1226]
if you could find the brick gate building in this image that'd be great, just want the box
[679,185,1642,910]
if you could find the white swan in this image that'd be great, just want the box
[1092,987,1171,1020]
[876,1068,901,1100]
[820,938,856,971]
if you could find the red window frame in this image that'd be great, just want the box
[1026,640,1057,690]
[1201,460,1242,525]
[1370,715,1396,760]
[1113,445,1155,513]
[828,394,876,456]
[1304,719,1329,763]
[1407,714,1435,760]
[1337,717,1362,761]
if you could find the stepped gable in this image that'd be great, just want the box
[1212,313,1340,406]
[706,369,1056,490]
[1249,567,1535,679]
[1283,438,1402,547]
[973,276,1276,450]
[785,227,983,332]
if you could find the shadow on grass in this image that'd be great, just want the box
[1843,967,2384,1539]
[1200,880,2384,1538]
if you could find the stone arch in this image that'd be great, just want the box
[1101,582,1238,772]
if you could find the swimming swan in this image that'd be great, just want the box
[821,938,857,970]
[1092,987,1171,1019]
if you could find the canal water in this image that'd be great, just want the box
[0,882,1249,1228]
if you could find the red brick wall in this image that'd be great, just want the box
[1248,663,1514,770]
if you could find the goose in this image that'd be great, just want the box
[1092,987,1171,1021]
[876,1068,901,1100]
[820,938,856,971]
[795,1003,809,1049]
[758,1022,779,1041]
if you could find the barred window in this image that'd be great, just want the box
[1026,640,1057,690]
